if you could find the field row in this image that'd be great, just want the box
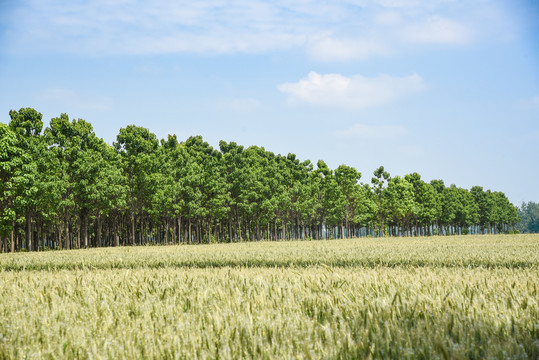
[1,235,538,271]
[0,266,537,359]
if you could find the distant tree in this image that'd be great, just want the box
[429,179,445,234]
[383,176,416,236]
[335,164,361,238]
[488,192,519,233]
[517,202,538,233]
[353,183,377,235]
[405,173,439,236]
[371,166,390,236]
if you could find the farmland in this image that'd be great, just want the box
[0,235,538,359]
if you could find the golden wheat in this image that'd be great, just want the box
[0,234,537,359]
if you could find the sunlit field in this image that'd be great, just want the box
[1,235,538,359]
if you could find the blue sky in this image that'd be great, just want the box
[1,0,538,204]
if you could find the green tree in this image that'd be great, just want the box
[335,164,361,238]
[470,186,489,234]
[0,124,21,252]
[8,108,45,251]
[114,125,159,245]
[45,114,108,248]
[86,141,127,247]
[489,191,519,233]
[383,176,416,236]
[518,201,539,233]
[353,183,377,235]
[405,173,439,236]
[371,166,391,236]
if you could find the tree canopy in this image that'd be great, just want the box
[0,108,522,252]
[517,202,539,234]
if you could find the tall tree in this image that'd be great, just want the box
[353,183,377,235]
[335,164,361,238]
[114,125,159,245]
[8,108,45,251]
[1,108,525,250]
[45,114,105,248]
[405,173,439,235]
[0,124,21,252]
[383,176,416,236]
[372,166,391,236]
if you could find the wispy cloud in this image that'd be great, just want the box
[37,88,113,112]
[516,95,539,109]
[3,0,489,59]
[400,16,472,44]
[306,36,392,62]
[217,98,263,114]
[277,72,426,108]
[334,123,408,139]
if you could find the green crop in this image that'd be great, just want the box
[0,234,537,359]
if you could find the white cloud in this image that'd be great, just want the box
[278,72,426,108]
[400,16,472,44]
[4,0,486,58]
[374,11,402,26]
[334,123,408,139]
[306,35,392,62]
[304,13,472,62]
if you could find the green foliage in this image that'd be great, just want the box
[0,124,21,237]
[0,108,524,251]
[518,201,539,233]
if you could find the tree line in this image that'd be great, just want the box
[517,202,539,234]
[0,108,521,252]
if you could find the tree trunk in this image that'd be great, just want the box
[228,216,233,243]
[37,221,43,251]
[97,214,102,248]
[173,217,177,244]
[130,212,136,246]
[178,216,182,244]
[115,217,120,247]
[65,219,70,250]
[165,219,170,244]
[26,212,32,252]
[10,222,15,253]
[83,212,89,248]
[207,220,211,244]
[197,221,201,244]
[238,217,243,242]
[188,219,192,245]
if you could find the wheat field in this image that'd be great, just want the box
[0,235,538,359]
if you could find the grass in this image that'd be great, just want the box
[0,234,538,359]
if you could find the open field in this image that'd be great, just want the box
[0,235,538,359]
